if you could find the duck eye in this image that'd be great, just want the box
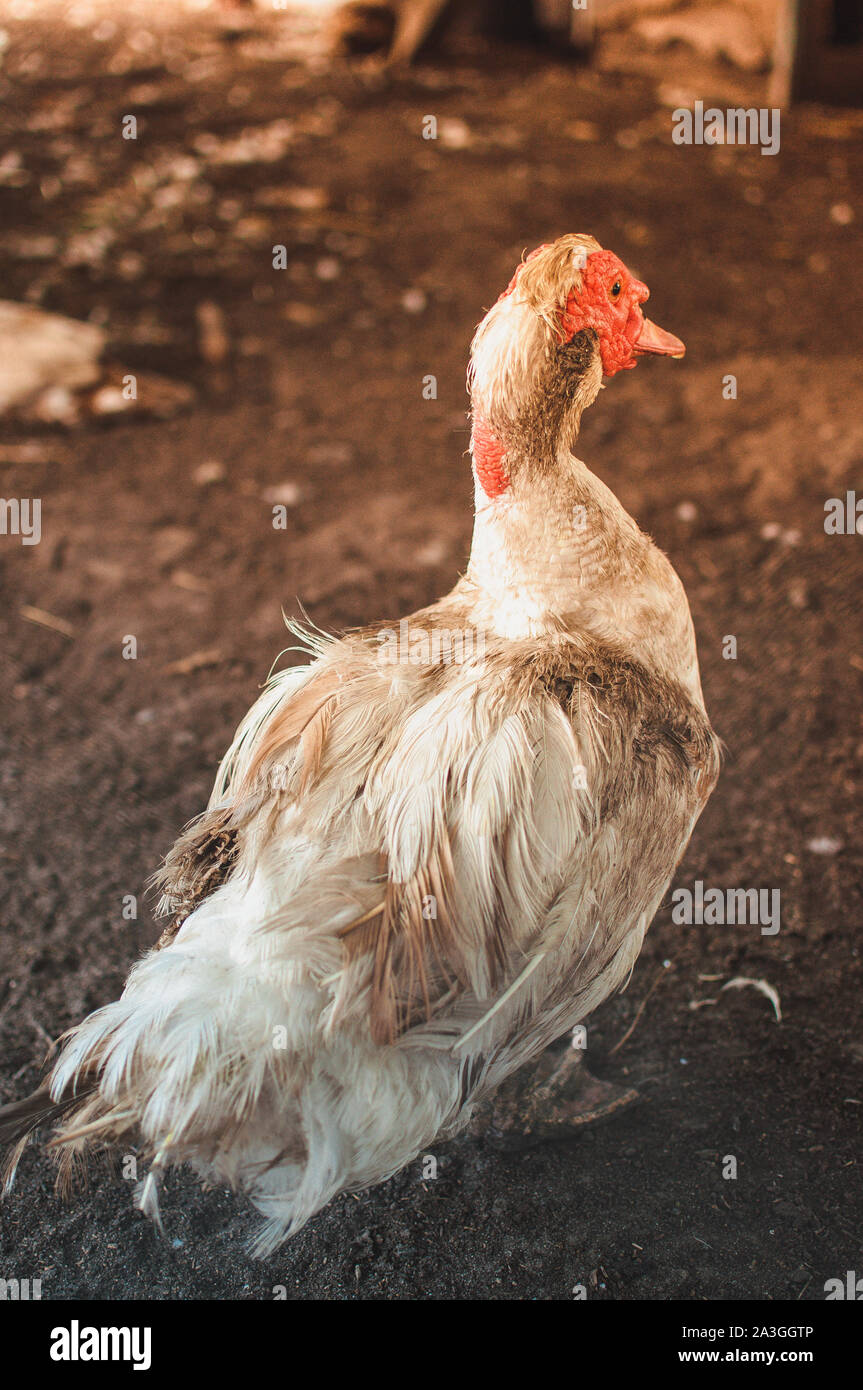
[610,280,621,299]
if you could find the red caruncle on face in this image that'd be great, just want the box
[559,249,651,377]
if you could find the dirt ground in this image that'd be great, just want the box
[1,2,862,1301]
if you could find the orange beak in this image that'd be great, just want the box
[634,316,686,359]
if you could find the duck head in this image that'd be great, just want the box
[468,234,685,499]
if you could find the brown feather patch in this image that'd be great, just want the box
[339,832,466,1045]
[152,807,239,948]
[298,691,339,794]
[239,671,343,798]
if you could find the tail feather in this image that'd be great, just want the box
[0,1086,87,1146]
[0,1084,96,1193]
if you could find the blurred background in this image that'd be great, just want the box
[0,0,861,1300]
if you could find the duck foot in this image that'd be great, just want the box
[474,1046,639,1151]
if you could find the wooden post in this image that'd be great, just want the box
[768,0,803,106]
[534,0,597,51]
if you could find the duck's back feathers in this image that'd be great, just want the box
[24,613,717,1250]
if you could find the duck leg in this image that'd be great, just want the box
[474,1045,638,1149]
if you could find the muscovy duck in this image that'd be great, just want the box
[1,234,720,1254]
